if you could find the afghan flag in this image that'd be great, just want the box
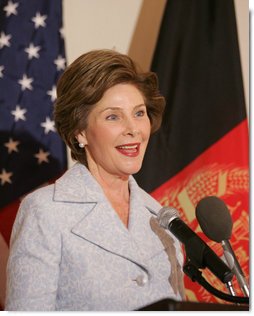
[134,0,249,303]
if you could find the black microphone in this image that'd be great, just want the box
[158,207,233,284]
[196,196,249,297]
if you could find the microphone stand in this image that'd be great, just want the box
[183,259,249,305]
[221,240,249,297]
[225,280,236,297]
[220,254,237,297]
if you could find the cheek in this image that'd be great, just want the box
[86,126,117,150]
[142,119,152,140]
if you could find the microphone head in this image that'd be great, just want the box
[196,196,233,242]
[158,206,179,229]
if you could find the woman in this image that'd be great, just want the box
[5,49,185,311]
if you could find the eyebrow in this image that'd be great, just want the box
[99,104,146,113]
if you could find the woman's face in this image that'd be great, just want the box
[77,83,151,179]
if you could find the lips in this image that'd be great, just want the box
[115,143,140,157]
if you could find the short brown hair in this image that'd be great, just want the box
[54,49,165,166]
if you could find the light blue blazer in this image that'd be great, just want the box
[5,163,185,311]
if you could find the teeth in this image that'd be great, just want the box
[118,145,137,149]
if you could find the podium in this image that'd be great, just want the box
[137,299,249,311]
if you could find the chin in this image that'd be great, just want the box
[122,164,142,176]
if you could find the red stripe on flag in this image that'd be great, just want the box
[0,199,21,246]
[0,233,9,310]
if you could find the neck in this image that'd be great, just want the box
[99,175,130,204]
[97,172,131,227]
[87,163,130,203]
[87,162,131,227]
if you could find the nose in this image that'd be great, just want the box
[123,117,140,137]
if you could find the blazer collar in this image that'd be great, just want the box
[53,163,105,203]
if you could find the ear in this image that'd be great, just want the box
[76,131,88,146]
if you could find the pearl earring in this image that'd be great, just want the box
[79,143,85,148]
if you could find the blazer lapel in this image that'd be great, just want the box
[71,201,148,268]
[127,177,166,260]
[53,163,150,270]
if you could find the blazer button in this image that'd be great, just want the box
[135,274,148,287]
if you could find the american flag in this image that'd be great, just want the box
[0,0,67,307]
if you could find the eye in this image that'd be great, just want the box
[135,109,146,117]
[106,114,118,120]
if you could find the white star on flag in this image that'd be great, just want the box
[24,43,41,59]
[3,0,19,17]
[41,117,56,134]
[47,85,57,102]
[0,65,4,78]
[54,55,66,71]
[34,149,50,164]
[11,105,27,122]
[18,74,34,91]
[59,27,65,39]
[32,12,47,29]
[0,169,13,185]
[0,31,12,49]
[4,138,20,154]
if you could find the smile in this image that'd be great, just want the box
[115,143,140,157]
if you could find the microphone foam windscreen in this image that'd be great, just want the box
[196,196,233,242]
[158,207,179,229]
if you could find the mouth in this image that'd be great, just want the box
[115,143,140,157]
